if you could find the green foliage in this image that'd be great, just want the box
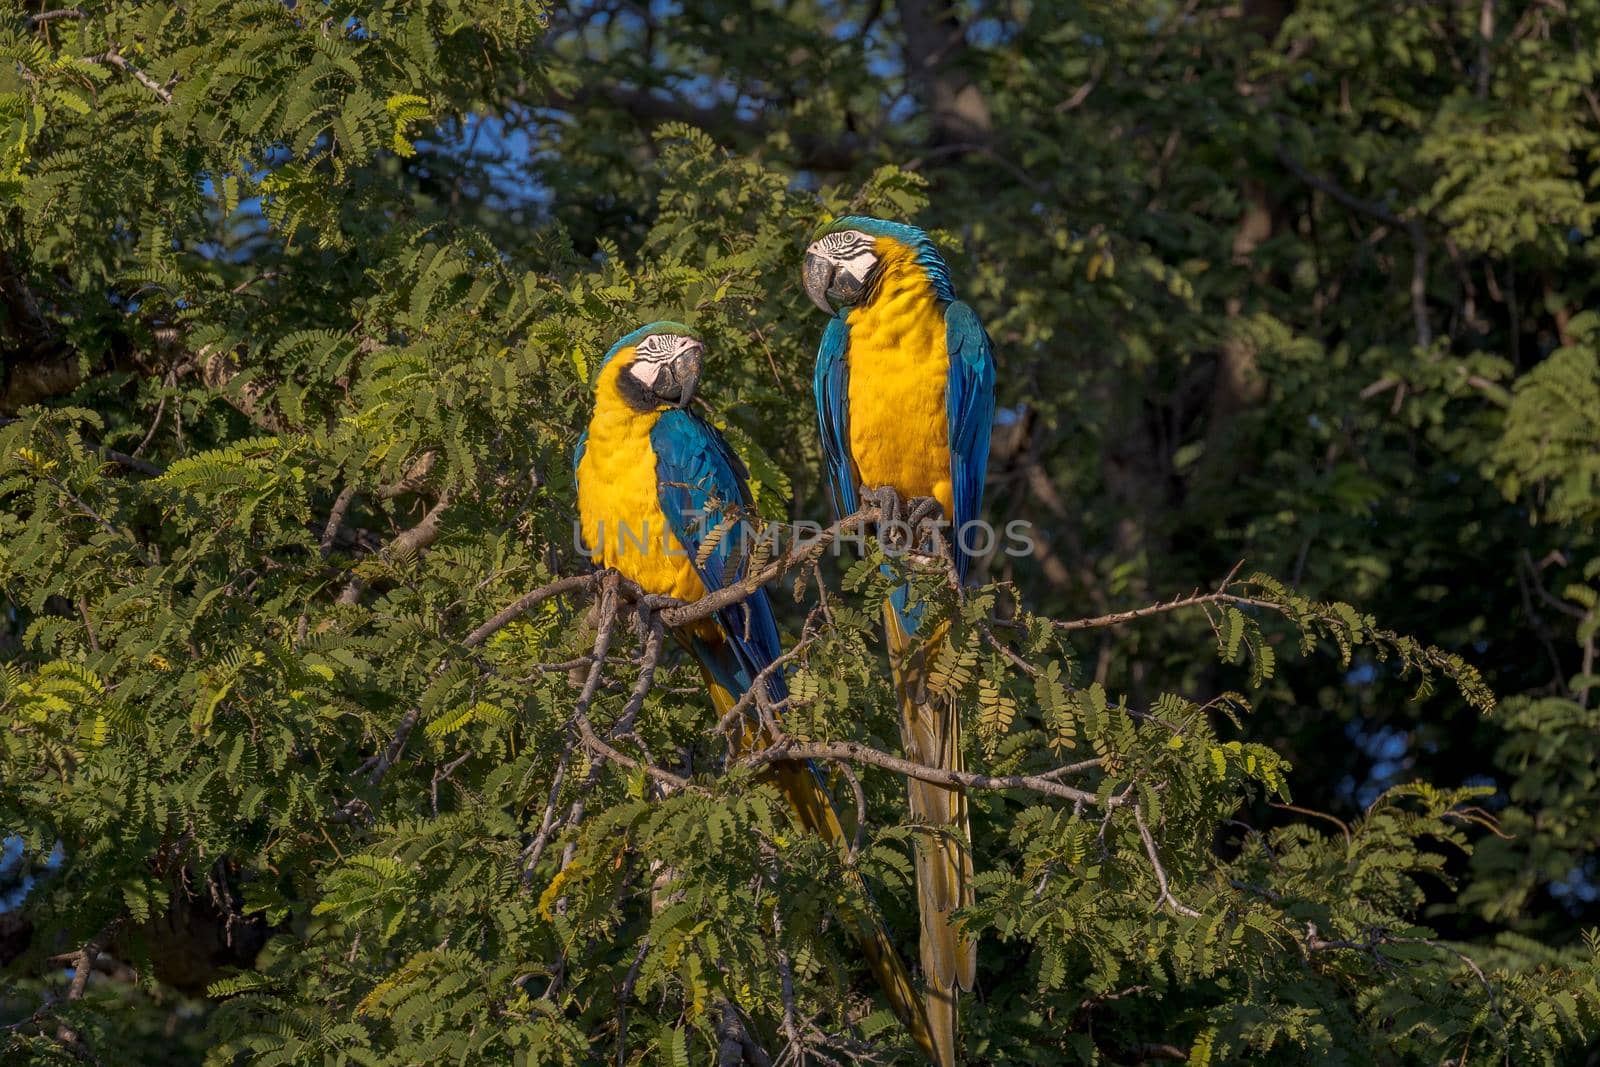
[4,1,1600,1064]
[1495,312,1600,525]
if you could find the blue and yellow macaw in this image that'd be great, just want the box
[803,219,996,1066]
[574,321,938,1060]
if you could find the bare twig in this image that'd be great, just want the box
[1269,801,1352,846]
[715,629,818,737]
[430,750,473,816]
[320,483,358,558]
[835,760,869,861]
[747,740,1111,808]
[773,904,805,1062]
[46,475,152,565]
[1031,758,1104,782]
[29,9,86,25]
[92,45,174,104]
[574,713,692,793]
[615,936,652,1066]
[569,577,693,794]
[336,494,451,605]
[1277,147,1431,348]
[131,393,167,460]
[55,917,119,1049]
[465,573,604,648]
[979,618,1039,675]
[364,708,420,786]
[615,612,665,738]
[1304,922,1502,1021]
[522,740,576,885]
[1134,804,1200,918]
[1050,588,1276,631]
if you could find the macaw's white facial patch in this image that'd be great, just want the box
[624,333,703,400]
[629,334,682,388]
[810,229,879,284]
[629,355,664,387]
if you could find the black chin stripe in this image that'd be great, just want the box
[617,368,660,412]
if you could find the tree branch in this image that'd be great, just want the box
[1304,922,1501,1021]
[54,916,120,1050]
[1049,587,1277,632]
[657,507,880,630]
[336,494,451,605]
[464,573,606,648]
[320,484,358,558]
[745,739,1110,807]
[1134,804,1200,918]
[29,9,86,25]
[197,346,298,434]
[0,418,162,476]
[91,45,175,104]
[1276,146,1432,348]
[375,451,438,499]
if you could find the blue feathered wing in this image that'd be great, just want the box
[650,409,785,706]
[943,301,995,583]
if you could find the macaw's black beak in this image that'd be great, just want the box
[802,252,837,315]
[655,342,704,408]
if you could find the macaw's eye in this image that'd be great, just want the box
[633,333,678,360]
[816,230,873,259]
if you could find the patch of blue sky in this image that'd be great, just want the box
[1341,719,1414,807]
[866,52,902,80]
[664,71,732,110]
[0,837,63,915]
[1551,861,1599,907]
[193,167,273,264]
[886,92,918,125]
[421,112,551,213]
[968,15,1017,48]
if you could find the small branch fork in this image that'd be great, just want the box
[53,915,121,1054]
[1045,561,1272,633]
[1303,922,1502,1024]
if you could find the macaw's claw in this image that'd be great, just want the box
[906,495,945,537]
[863,484,909,550]
[864,487,950,558]
[863,484,906,528]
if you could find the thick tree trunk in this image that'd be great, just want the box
[897,0,994,146]
[1199,0,1292,482]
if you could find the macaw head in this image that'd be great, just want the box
[597,321,706,412]
[801,215,953,315]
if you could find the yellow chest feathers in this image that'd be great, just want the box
[845,250,953,519]
[576,363,707,603]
